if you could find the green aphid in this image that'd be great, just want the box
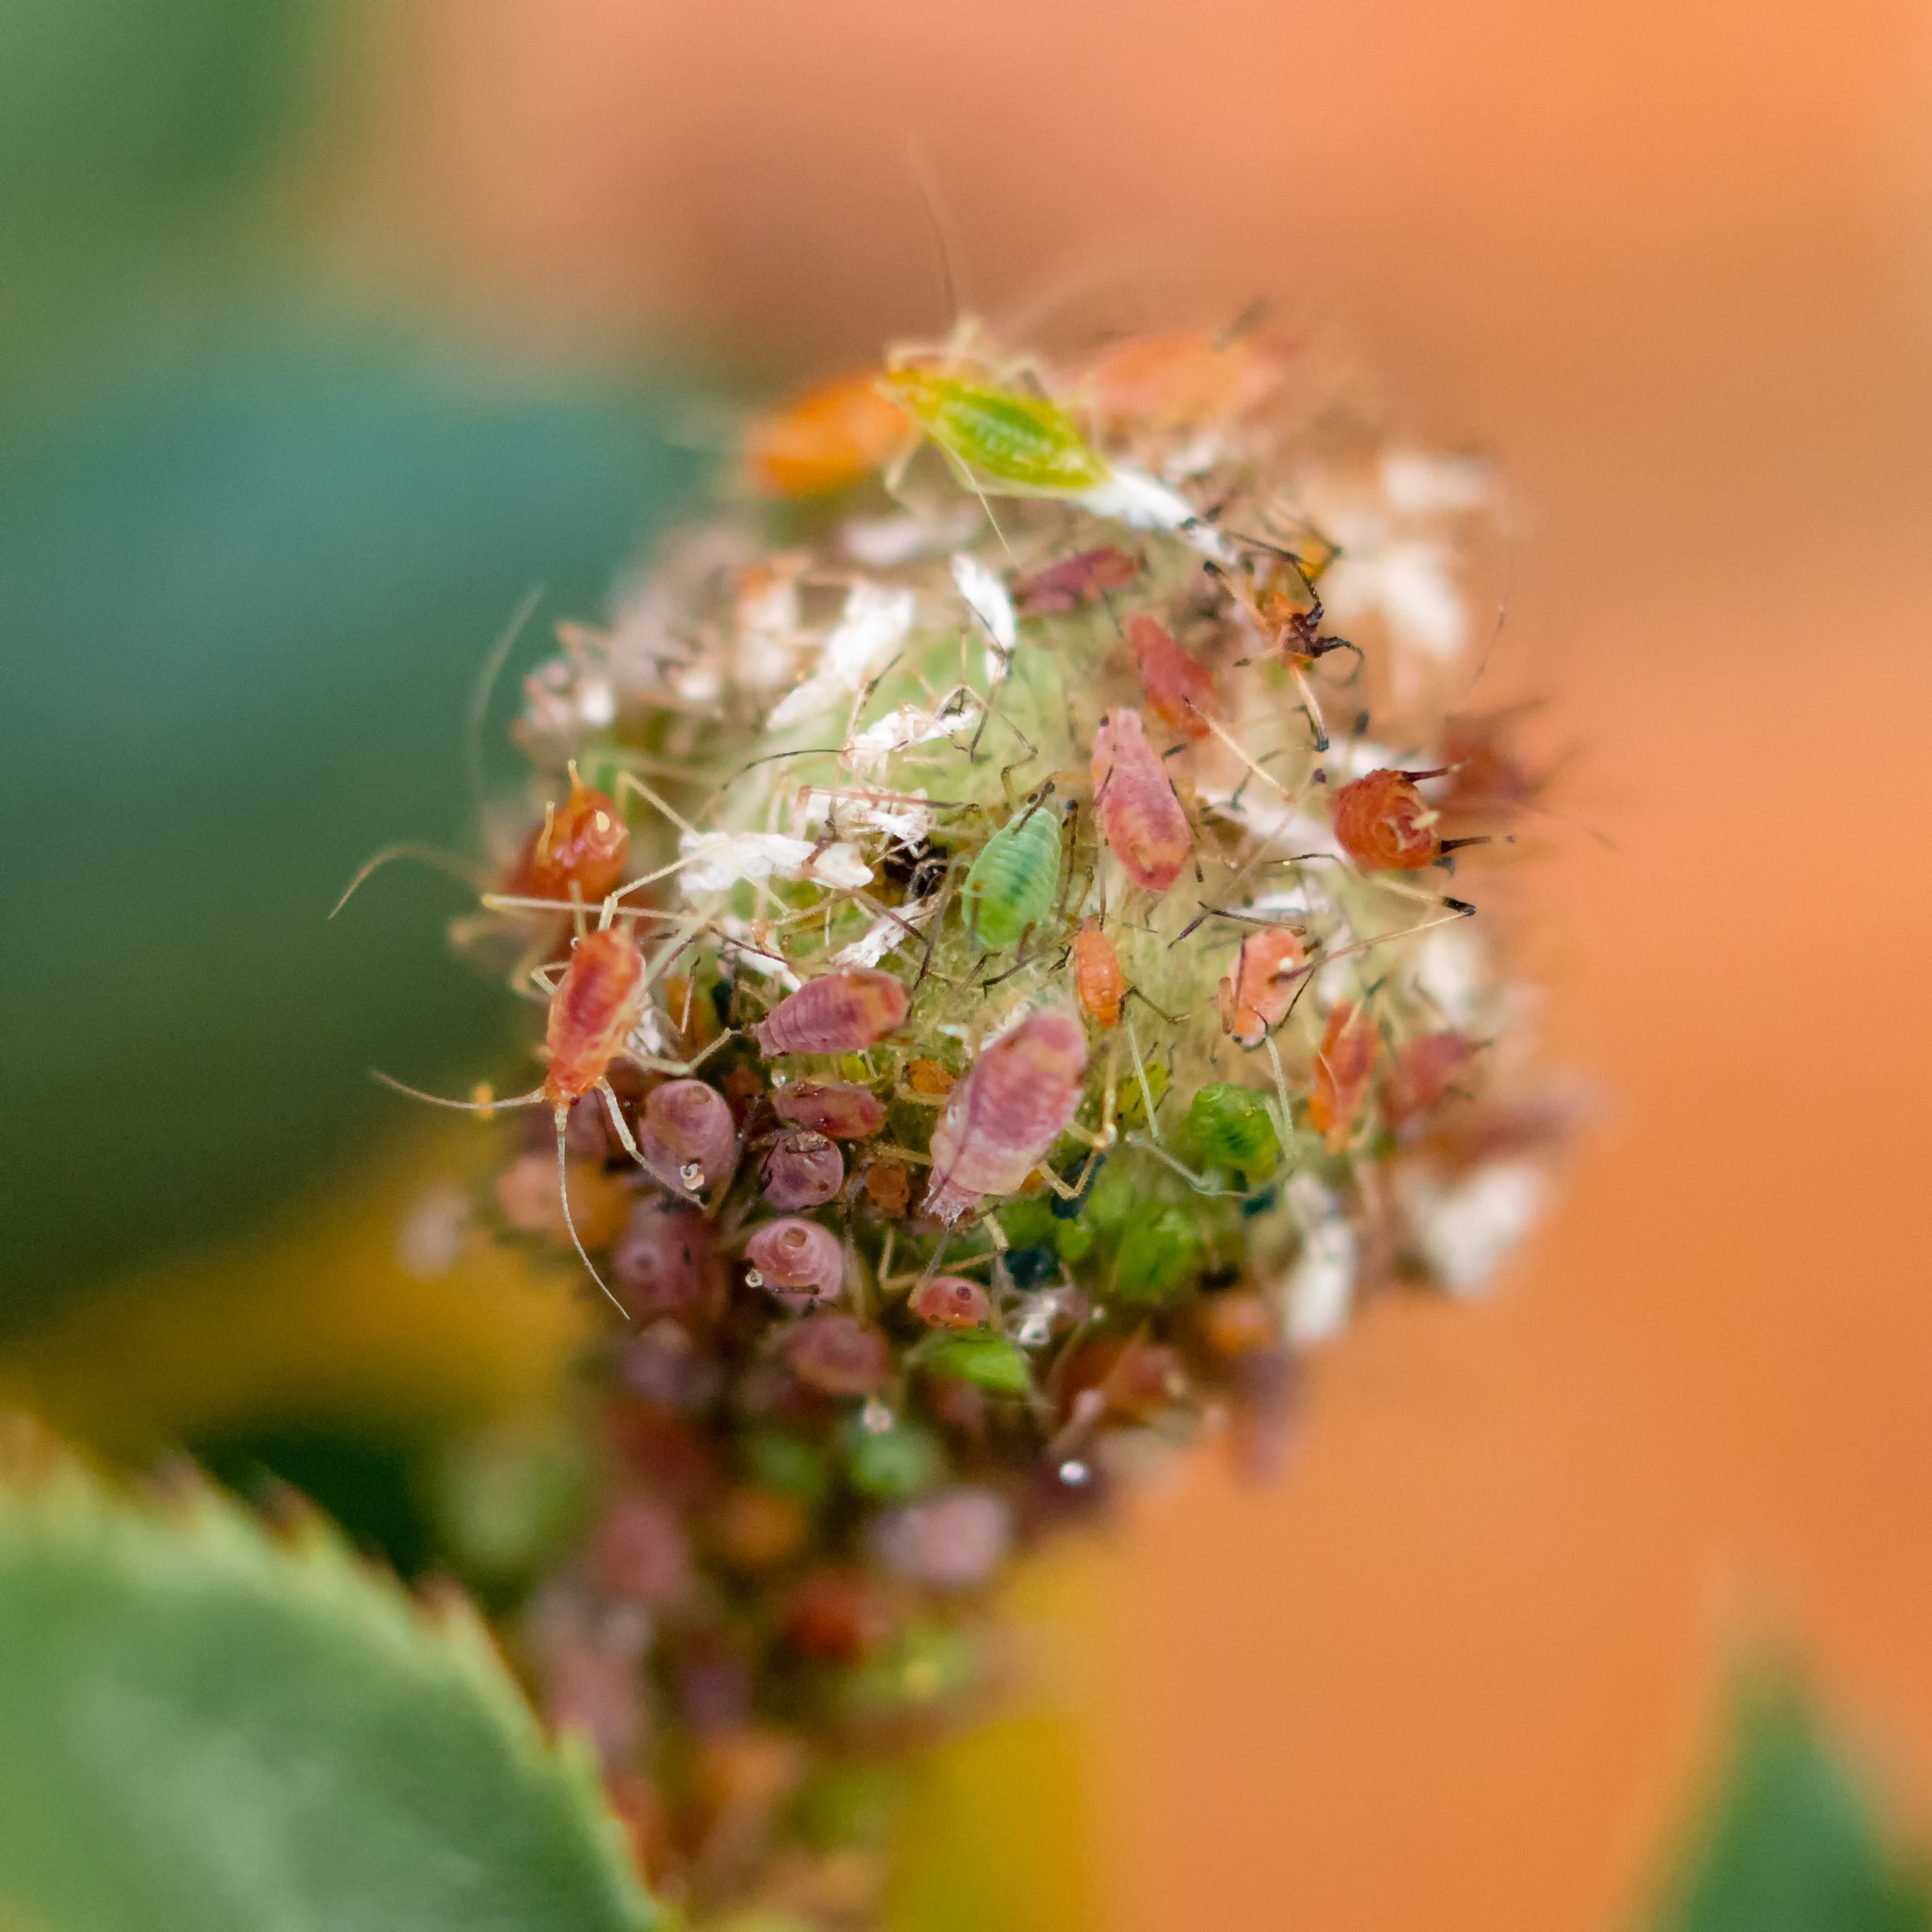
[880,367,1112,495]
[1187,1083,1281,1181]
[1113,1202,1203,1304]
[961,803,1061,950]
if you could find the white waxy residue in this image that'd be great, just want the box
[1396,1159,1547,1293]
[678,830,872,895]
[1281,1173,1358,1343]
[767,580,916,729]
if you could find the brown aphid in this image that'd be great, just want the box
[1070,329,1282,435]
[924,1009,1089,1226]
[1308,1000,1377,1151]
[1330,768,1450,871]
[1439,711,1542,822]
[1125,613,1216,742]
[510,764,629,904]
[761,1129,844,1209]
[612,1199,728,1327]
[904,1057,955,1097]
[752,968,910,1056]
[1217,927,1306,1048]
[771,1080,886,1138]
[1383,1031,1476,1133]
[496,1151,630,1250]
[1091,706,1190,894]
[863,1157,911,1218]
[742,369,910,497]
[1071,922,1126,1031]
[1011,545,1139,614]
[910,1275,992,1330]
[1059,1337,1186,1423]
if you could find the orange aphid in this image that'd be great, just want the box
[1071,922,1126,1031]
[743,371,911,497]
[904,1057,955,1097]
[1383,1031,1475,1132]
[1125,613,1215,741]
[1308,1001,1377,1151]
[1091,706,1191,894]
[1072,330,1281,435]
[543,926,649,1108]
[1329,768,1448,871]
[510,767,629,903]
[1216,928,1306,1048]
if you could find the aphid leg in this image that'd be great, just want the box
[1285,659,1330,752]
[623,1030,739,1078]
[1122,1130,1250,1198]
[1124,1007,1162,1143]
[1262,1030,1297,1145]
[553,1105,632,1318]
[596,1078,647,1167]
[329,844,489,920]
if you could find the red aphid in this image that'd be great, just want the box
[1308,1001,1377,1151]
[1091,706,1191,894]
[924,1009,1089,1226]
[1216,927,1306,1048]
[1125,613,1215,742]
[1071,922,1126,1031]
[510,766,629,903]
[771,1080,887,1138]
[752,968,910,1056]
[910,1275,992,1330]
[1012,545,1139,614]
[1383,1031,1476,1133]
[543,926,648,1107]
[1330,768,1446,871]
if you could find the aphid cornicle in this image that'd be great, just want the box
[1091,707,1191,894]
[923,1009,1090,1227]
[1309,1001,1377,1151]
[510,765,630,904]
[1217,927,1306,1048]
[961,802,1061,950]
[879,366,1112,495]
[753,968,910,1056]
[1186,1083,1280,1180]
[1071,922,1126,1031]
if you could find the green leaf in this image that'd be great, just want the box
[0,1441,656,1932]
[919,1332,1032,1396]
[1646,1672,1930,1932]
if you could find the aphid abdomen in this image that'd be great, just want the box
[1187,1083,1280,1179]
[1091,708,1191,894]
[925,1009,1089,1224]
[1125,614,1215,741]
[1330,769,1443,871]
[882,371,1111,493]
[1013,545,1138,614]
[961,807,1061,950]
[543,927,648,1104]
[753,968,910,1056]
[1072,923,1126,1030]
[1217,928,1306,1048]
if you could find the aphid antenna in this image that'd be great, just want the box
[1121,1132,1250,1199]
[1122,1006,1163,1143]
[329,843,490,921]
[613,770,702,838]
[465,583,544,825]
[370,1069,546,1113]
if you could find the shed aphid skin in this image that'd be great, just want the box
[398,309,1561,1921]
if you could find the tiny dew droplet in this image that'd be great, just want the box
[745,1268,765,1289]
[680,1161,705,1187]
[1058,1461,1091,1487]
[859,1397,893,1435]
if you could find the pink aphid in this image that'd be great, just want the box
[1091,706,1191,895]
[762,1129,845,1209]
[910,1275,992,1330]
[771,1080,887,1138]
[1012,545,1139,614]
[787,1312,890,1397]
[753,968,910,1057]
[924,1009,1089,1226]
[638,1079,735,1195]
[1125,613,1216,742]
[1217,927,1306,1048]
[746,1216,846,1301]
[612,1198,726,1327]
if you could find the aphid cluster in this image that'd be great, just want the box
[384,318,1563,1927]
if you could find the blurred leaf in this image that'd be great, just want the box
[0,342,694,1325]
[1646,1672,1930,1932]
[0,1428,655,1932]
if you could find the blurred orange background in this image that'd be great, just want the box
[62,0,1932,1924]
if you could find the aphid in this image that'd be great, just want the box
[544,925,648,1108]
[961,802,1061,950]
[878,365,1112,495]
[863,1157,912,1218]
[1329,767,1454,871]
[910,1275,993,1330]
[752,967,910,1056]
[1382,1031,1475,1132]
[924,1009,1090,1225]
[612,1199,726,1327]
[1308,1001,1378,1151]
[1012,545,1139,614]
[761,1129,845,1210]
[1125,613,1216,741]
[508,763,629,904]
[746,1217,845,1301]
[1092,707,1191,893]
[786,1312,890,1396]
[638,1079,736,1197]
[904,1057,955,1096]
[1186,1082,1280,1179]
[1071,921,1127,1031]
[781,1568,892,1663]
[771,1080,887,1138]
[1069,329,1282,436]
[1218,927,1307,1048]
[1210,539,1353,749]
[1437,709,1543,823]
[742,370,911,497]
